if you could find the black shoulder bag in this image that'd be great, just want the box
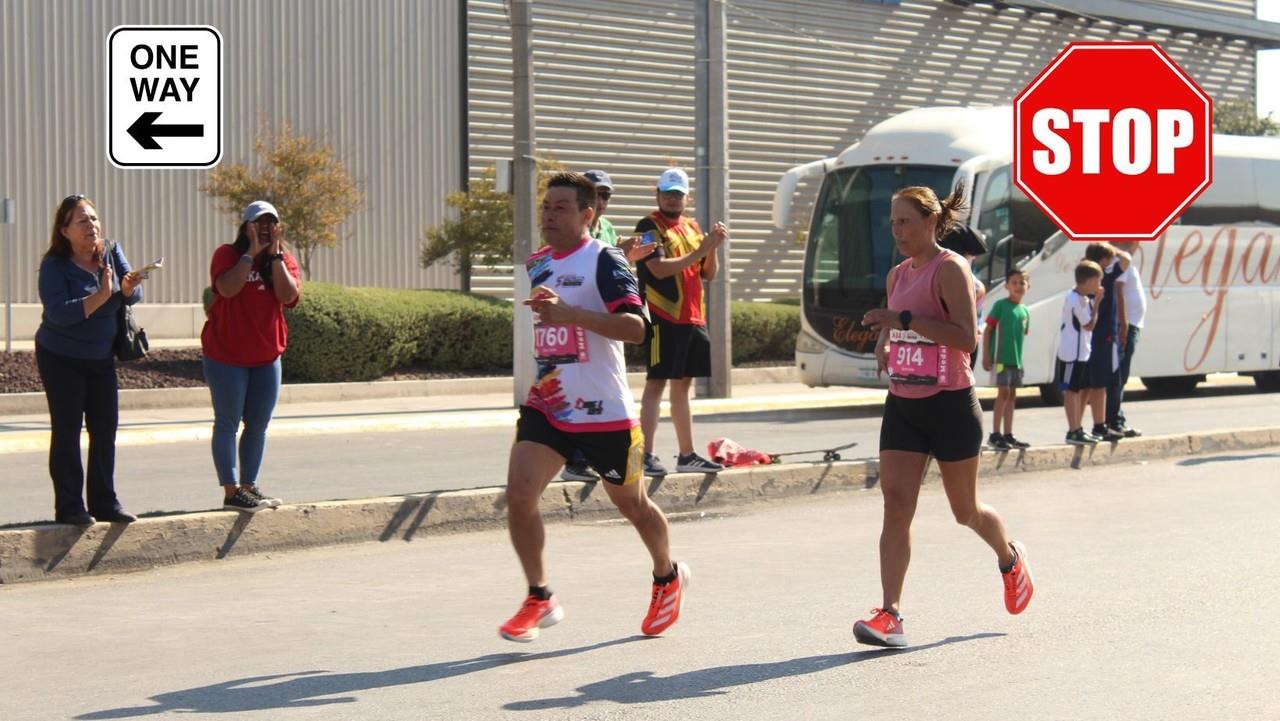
[107,240,149,361]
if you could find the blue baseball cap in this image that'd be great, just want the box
[583,169,613,191]
[657,168,689,194]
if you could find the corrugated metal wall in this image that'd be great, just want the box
[1160,0,1255,18]
[466,0,1263,301]
[466,0,700,297]
[0,0,463,304]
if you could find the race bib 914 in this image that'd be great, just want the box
[887,329,948,386]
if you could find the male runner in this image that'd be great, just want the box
[499,172,690,642]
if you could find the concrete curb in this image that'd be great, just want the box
[2,425,1276,585]
[0,365,800,415]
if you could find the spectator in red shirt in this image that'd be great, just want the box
[200,200,301,513]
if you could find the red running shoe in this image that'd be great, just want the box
[853,608,906,647]
[641,562,690,636]
[1003,540,1035,615]
[498,594,564,642]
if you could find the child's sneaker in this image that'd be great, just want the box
[987,433,1010,450]
[853,608,906,647]
[499,594,564,642]
[1093,423,1123,441]
[1002,434,1030,449]
[1065,428,1097,445]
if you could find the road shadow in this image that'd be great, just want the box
[378,494,437,542]
[34,524,88,571]
[215,513,254,559]
[1177,452,1280,467]
[76,636,644,719]
[504,632,1003,710]
[87,522,129,571]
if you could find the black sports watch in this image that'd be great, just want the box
[269,253,285,262]
[898,310,913,331]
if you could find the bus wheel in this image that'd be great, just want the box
[1253,371,1280,393]
[1038,384,1063,406]
[1141,376,1201,396]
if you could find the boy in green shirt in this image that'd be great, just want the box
[983,269,1031,450]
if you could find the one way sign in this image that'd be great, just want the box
[108,26,222,168]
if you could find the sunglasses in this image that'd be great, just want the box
[597,190,612,201]
[252,216,280,226]
[61,193,86,207]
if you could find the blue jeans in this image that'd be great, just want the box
[1105,325,1140,426]
[202,356,282,487]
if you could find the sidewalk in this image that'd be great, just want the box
[0,370,1256,456]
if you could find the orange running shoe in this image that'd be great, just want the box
[1003,540,1035,615]
[853,608,906,647]
[498,594,564,642]
[641,562,690,636]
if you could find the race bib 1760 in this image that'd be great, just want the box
[887,329,948,386]
[534,323,589,364]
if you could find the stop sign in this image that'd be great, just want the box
[1014,42,1213,241]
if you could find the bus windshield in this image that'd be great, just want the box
[802,164,955,353]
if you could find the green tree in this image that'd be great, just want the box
[420,168,511,295]
[201,123,364,279]
[1213,98,1280,137]
[421,157,563,294]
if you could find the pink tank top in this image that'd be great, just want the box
[886,248,975,398]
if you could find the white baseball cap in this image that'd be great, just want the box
[242,200,279,223]
[657,168,689,194]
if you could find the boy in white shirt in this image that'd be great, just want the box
[1055,260,1104,445]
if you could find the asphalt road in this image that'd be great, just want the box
[1,382,1275,525]
[2,450,1277,720]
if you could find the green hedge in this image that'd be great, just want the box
[281,283,512,382]
[209,283,799,382]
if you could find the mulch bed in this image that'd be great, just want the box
[0,348,208,394]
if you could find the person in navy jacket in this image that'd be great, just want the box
[35,195,145,526]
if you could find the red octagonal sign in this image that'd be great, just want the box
[1014,42,1213,241]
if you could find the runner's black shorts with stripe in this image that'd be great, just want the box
[645,317,711,380]
[879,387,983,462]
[516,406,644,485]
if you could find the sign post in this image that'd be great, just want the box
[1014,42,1212,241]
[2,198,13,353]
[107,25,223,169]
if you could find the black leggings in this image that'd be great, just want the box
[35,345,121,517]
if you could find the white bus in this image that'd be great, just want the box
[773,106,1280,402]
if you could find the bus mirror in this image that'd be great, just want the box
[773,158,834,230]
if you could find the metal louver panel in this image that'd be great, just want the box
[467,0,699,298]
[0,0,463,304]
[727,0,1261,301]
[468,0,1260,302]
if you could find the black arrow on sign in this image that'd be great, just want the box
[127,111,204,150]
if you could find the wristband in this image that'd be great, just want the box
[239,254,253,265]
[270,253,285,262]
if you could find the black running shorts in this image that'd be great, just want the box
[879,387,983,462]
[645,317,712,380]
[516,406,643,485]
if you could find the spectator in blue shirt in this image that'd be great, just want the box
[35,195,146,526]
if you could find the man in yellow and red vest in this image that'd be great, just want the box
[633,167,728,477]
